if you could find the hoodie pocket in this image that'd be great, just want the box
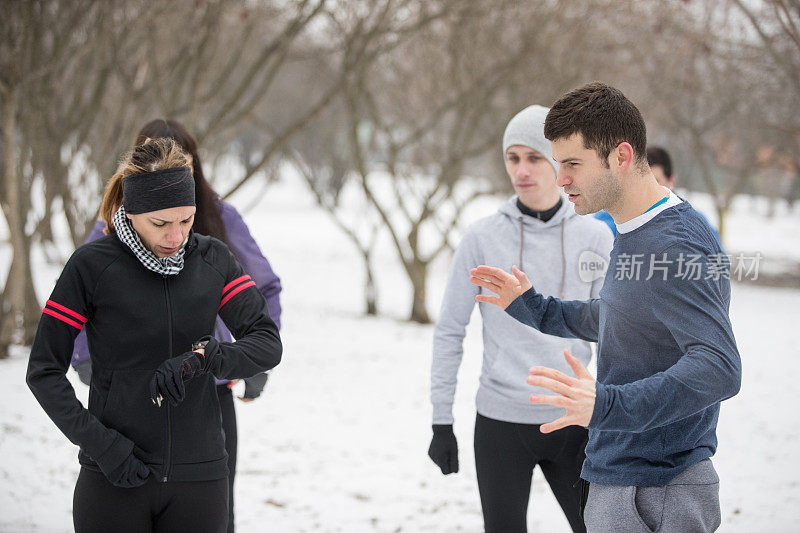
[485,348,538,401]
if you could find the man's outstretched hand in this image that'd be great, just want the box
[527,349,597,433]
[470,265,532,309]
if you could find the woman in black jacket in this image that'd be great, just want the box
[71,118,283,533]
[26,137,282,533]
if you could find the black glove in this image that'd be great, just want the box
[428,424,459,475]
[242,372,269,400]
[98,447,150,488]
[149,351,206,407]
[73,359,92,386]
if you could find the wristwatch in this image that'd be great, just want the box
[192,339,210,352]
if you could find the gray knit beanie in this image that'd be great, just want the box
[502,105,559,174]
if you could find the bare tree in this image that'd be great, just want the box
[0,0,368,354]
[0,0,111,357]
[28,2,129,250]
[731,0,800,94]
[729,0,800,208]
[284,0,629,323]
[5,0,797,354]
[290,143,384,315]
[286,0,462,317]
[337,1,577,323]
[625,0,775,241]
[106,0,345,200]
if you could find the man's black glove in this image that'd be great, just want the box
[428,424,459,475]
[149,351,207,407]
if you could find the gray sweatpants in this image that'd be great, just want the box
[583,459,721,533]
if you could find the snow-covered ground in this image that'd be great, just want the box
[1,170,799,532]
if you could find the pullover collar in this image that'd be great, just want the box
[516,197,563,223]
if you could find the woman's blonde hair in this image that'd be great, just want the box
[99,137,192,234]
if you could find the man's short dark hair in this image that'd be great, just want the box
[646,146,672,177]
[544,82,647,167]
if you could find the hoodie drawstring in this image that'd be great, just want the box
[518,216,567,299]
[559,219,566,299]
[518,217,525,272]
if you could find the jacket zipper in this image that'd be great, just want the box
[162,275,173,482]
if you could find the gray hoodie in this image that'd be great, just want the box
[431,196,614,425]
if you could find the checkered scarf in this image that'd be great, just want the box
[113,205,186,276]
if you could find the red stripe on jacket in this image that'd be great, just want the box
[218,281,257,310]
[46,300,88,323]
[42,308,85,330]
[222,275,252,296]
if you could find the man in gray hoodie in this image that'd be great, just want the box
[428,105,613,533]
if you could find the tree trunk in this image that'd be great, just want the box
[22,224,40,344]
[716,203,727,245]
[363,250,377,316]
[790,169,800,209]
[1,241,40,346]
[0,86,36,358]
[408,260,430,324]
[0,290,5,359]
[36,149,62,248]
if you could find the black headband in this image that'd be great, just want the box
[122,167,195,214]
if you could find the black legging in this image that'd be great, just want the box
[73,468,227,533]
[217,384,238,533]
[474,413,588,533]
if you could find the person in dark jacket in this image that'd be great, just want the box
[70,118,282,533]
[27,137,282,533]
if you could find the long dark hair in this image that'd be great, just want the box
[135,119,231,248]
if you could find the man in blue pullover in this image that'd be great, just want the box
[470,82,741,532]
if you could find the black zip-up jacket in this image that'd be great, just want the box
[26,231,282,482]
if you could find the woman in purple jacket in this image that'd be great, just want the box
[71,119,282,533]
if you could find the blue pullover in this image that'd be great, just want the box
[505,198,741,486]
